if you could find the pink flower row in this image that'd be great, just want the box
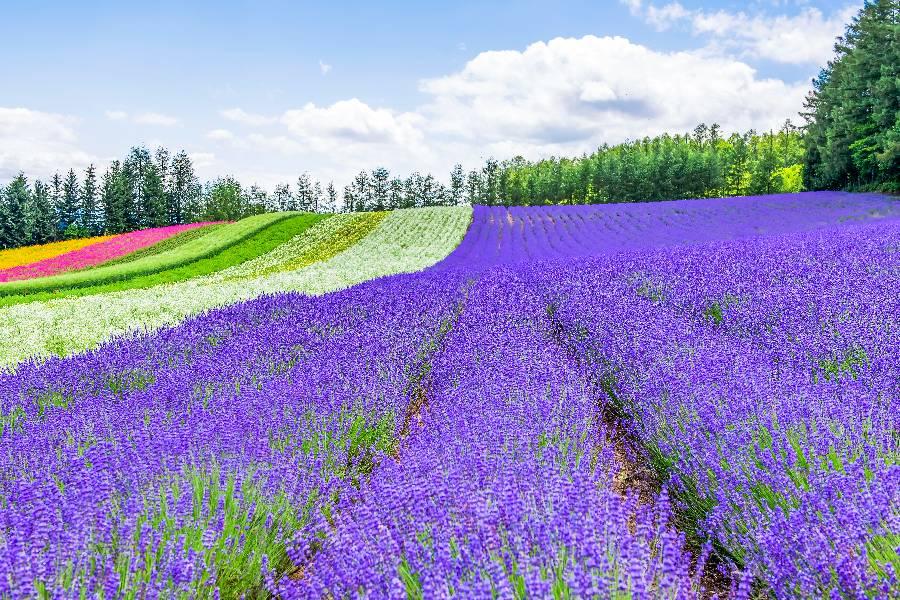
[0,223,216,283]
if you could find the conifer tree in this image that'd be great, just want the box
[449,164,466,205]
[803,0,899,191]
[169,151,199,224]
[102,161,129,234]
[2,174,31,248]
[30,180,57,245]
[295,173,315,212]
[370,167,390,211]
[60,169,81,236]
[273,183,293,212]
[323,182,337,213]
[81,164,102,235]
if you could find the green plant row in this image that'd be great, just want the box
[215,212,387,281]
[0,213,298,299]
[0,214,328,308]
[93,223,228,270]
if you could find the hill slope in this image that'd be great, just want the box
[0,206,471,367]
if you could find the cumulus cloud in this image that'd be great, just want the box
[319,60,332,75]
[0,107,96,181]
[281,99,425,147]
[691,5,859,65]
[622,1,859,65]
[133,112,179,126]
[418,35,806,153]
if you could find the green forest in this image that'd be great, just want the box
[0,0,895,251]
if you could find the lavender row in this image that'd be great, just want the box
[439,192,898,266]
[278,267,704,597]
[0,272,466,597]
[546,221,899,596]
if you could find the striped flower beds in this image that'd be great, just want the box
[0,236,117,271]
[0,223,218,282]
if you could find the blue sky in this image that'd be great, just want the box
[0,0,860,188]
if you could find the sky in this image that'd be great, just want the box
[0,0,860,189]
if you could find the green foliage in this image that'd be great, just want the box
[815,346,869,383]
[803,0,899,191]
[62,223,91,240]
[478,123,805,206]
[1,173,31,249]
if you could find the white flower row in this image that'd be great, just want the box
[0,207,472,369]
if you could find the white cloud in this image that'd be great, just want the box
[105,110,128,121]
[319,60,332,75]
[134,112,179,126]
[281,99,425,147]
[645,2,690,31]
[0,107,96,181]
[207,128,235,141]
[220,108,277,126]
[621,1,859,65]
[691,6,859,65]
[418,35,805,152]
[189,152,216,168]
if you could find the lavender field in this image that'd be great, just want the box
[1,191,898,598]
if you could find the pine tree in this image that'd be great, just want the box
[803,0,899,191]
[155,147,174,224]
[273,183,293,212]
[31,180,57,244]
[466,170,481,205]
[169,151,199,224]
[295,173,315,212]
[246,185,269,215]
[351,171,371,212]
[142,158,167,227]
[60,169,82,236]
[388,177,404,210]
[102,161,129,234]
[204,177,244,221]
[49,172,63,237]
[370,167,390,211]
[449,164,465,205]
[323,182,337,213]
[81,164,102,235]
[2,174,31,248]
[312,181,322,213]
[124,146,166,228]
[342,184,355,213]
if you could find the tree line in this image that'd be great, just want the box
[802,0,898,193]
[472,123,805,206]
[0,123,817,251]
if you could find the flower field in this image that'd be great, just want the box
[0,236,117,271]
[0,192,897,598]
[0,223,217,282]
